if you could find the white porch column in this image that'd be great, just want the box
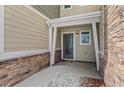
[92,22,99,71]
[51,27,57,66]
[49,25,53,66]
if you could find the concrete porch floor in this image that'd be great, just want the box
[14,61,101,87]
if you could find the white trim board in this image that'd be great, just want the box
[24,5,50,20]
[0,48,61,62]
[52,18,99,27]
[61,32,76,60]
[46,11,101,25]
[0,49,49,62]
[0,5,4,53]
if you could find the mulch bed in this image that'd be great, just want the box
[80,77,106,87]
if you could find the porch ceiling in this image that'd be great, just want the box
[46,11,101,27]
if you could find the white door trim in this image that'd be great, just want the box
[61,32,75,60]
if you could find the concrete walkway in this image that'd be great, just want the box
[14,61,101,87]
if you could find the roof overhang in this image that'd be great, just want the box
[46,11,101,27]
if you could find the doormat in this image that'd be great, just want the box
[80,77,105,87]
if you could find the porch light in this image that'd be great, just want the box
[76,33,79,37]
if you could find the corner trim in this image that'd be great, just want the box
[24,5,50,20]
[0,5,4,53]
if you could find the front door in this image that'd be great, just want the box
[62,32,74,59]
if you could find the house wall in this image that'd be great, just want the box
[0,5,61,86]
[99,5,124,86]
[61,24,96,62]
[0,52,49,86]
[98,6,104,54]
[60,5,100,17]
[4,5,49,52]
[32,5,60,19]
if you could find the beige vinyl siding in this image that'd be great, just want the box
[32,5,60,19]
[76,5,100,14]
[4,5,49,52]
[60,5,100,17]
[60,5,76,17]
[61,24,96,62]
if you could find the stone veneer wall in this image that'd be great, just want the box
[55,50,61,64]
[99,6,107,77]
[0,50,61,87]
[99,5,124,86]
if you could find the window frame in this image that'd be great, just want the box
[63,5,72,10]
[80,30,91,45]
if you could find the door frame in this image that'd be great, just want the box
[61,32,76,60]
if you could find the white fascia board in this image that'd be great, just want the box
[46,11,101,24]
[52,17,99,27]
[0,5,4,53]
[24,5,50,20]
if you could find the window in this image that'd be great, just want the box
[63,5,72,10]
[80,31,91,45]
